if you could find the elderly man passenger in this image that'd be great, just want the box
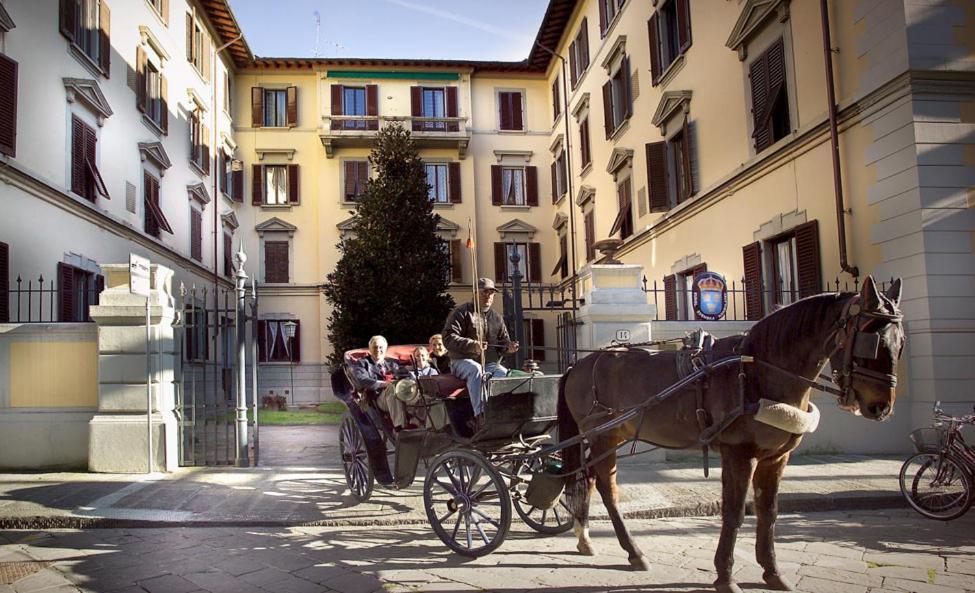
[442,278,518,418]
[350,335,401,394]
[374,345,439,432]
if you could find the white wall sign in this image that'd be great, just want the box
[130,254,150,297]
[615,329,631,342]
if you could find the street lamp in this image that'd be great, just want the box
[283,320,297,407]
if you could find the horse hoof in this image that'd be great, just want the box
[763,573,795,591]
[713,581,742,593]
[629,555,650,571]
[577,541,595,556]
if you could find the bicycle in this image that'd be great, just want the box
[899,402,975,521]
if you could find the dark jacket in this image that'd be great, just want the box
[442,301,511,364]
[430,352,451,374]
[350,356,401,392]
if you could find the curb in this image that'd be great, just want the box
[0,495,906,530]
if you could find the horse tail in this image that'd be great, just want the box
[557,368,583,483]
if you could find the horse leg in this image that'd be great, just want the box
[753,453,794,591]
[567,471,596,555]
[592,447,649,570]
[713,446,756,593]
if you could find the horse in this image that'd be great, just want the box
[557,276,905,593]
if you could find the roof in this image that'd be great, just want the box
[248,57,536,74]
[525,0,580,72]
[198,0,254,67]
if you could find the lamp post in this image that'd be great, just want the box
[233,245,249,467]
[283,320,297,407]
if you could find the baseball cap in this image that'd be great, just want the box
[477,278,498,292]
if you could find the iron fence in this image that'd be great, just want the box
[3,273,100,323]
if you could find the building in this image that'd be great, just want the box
[0,0,972,458]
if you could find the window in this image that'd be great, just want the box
[426,163,449,203]
[491,164,535,206]
[258,319,301,363]
[342,86,367,129]
[579,116,592,169]
[70,116,110,202]
[649,0,691,85]
[569,19,590,89]
[344,160,369,201]
[186,12,210,81]
[498,91,524,131]
[136,47,167,133]
[190,207,202,262]
[0,53,18,157]
[223,232,234,278]
[552,77,561,122]
[663,263,707,321]
[143,171,172,238]
[523,318,546,361]
[264,166,288,205]
[584,210,595,262]
[646,118,696,212]
[749,38,790,152]
[59,0,110,76]
[669,128,691,204]
[610,177,633,240]
[742,220,822,319]
[494,242,541,283]
[253,86,298,128]
[252,164,299,206]
[220,154,242,202]
[421,87,445,130]
[189,110,209,174]
[501,167,526,206]
[57,262,102,322]
[771,235,797,306]
[598,0,626,36]
[550,152,567,203]
[411,86,458,132]
[184,304,209,361]
[557,235,569,279]
[330,84,377,130]
[147,0,165,21]
[445,238,463,283]
[264,241,289,283]
[601,55,632,138]
[263,89,286,127]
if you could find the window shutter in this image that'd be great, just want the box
[499,92,511,130]
[0,241,8,322]
[601,80,613,139]
[490,165,502,206]
[0,54,17,157]
[59,0,76,42]
[257,320,267,362]
[330,84,343,124]
[191,208,202,261]
[511,92,524,130]
[584,211,595,261]
[99,1,111,76]
[550,161,558,203]
[749,52,772,152]
[448,162,461,204]
[251,164,263,205]
[185,12,193,62]
[410,86,421,131]
[450,239,463,283]
[232,165,243,202]
[494,242,507,282]
[768,38,786,95]
[357,161,368,196]
[201,30,210,82]
[569,41,578,89]
[71,117,85,195]
[94,274,104,307]
[446,86,459,132]
[579,18,590,70]
[58,262,75,322]
[526,166,539,207]
[598,0,607,36]
[265,241,289,283]
[676,0,692,52]
[344,161,357,200]
[530,318,546,361]
[201,123,210,175]
[622,55,633,119]
[291,321,301,363]
[580,118,590,167]
[161,0,169,24]
[287,164,300,204]
[224,232,233,277]
[135,47,147,112]
[645,142,668,212]
[251,87,263,128]
[742,241,764,320]
[681,116,696,199]
[663,274,677,320]
[83,124,98,200]
[552,78,561,121]
[366,84,378,130]
[648,15,661,85]
[286,86,298,127]
[795,220,822,298]
[160,73,168,133]
[528,243,541,283]
[144,172,158,237]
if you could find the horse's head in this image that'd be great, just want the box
[828,276,906,421]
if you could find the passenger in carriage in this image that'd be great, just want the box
[377,346,438,431]
[350,335,401,394]
[442,277,519,419]
[427,334,451,374]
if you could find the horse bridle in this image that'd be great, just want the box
[825,296,903,408]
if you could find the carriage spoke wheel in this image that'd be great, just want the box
[510,459,573,535]
[340,413,374,503]
[899,452,973,521]
[424,450,511,557]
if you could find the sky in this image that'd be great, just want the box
[227,0,550,62]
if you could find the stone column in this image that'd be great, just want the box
[575,263,657,352]
[88,263,178,472]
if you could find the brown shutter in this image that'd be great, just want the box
[494,242,507,282]
[144,172,158,236]
[598,0,607,36]
[795,220,822,298]
[450,239,463,283]
[691,264,709,319]
[185,12,193,61]
[0,54,17,157]
[265,241,289,283]
[0,241,8,322]
[224,232,233,277]
[287,164,300,204]
[569,41,578,89]
[136,47,147,112]
[742,241,764,320]
[71,117,85,195]
[552,78,560,121]
[357,161,368,195]
[749,51,771,152]
[448,162,461,204]
[646,141,668,212]
[99,1,111,76]
[622,55,633,119]
[290,321,302,363]
[257,320,267,362]
[526,166,539,207]
[580,117,590,166]
[191,208,202,261]
[648,14,661,85]
[550,161,558,203]
[681,116,695,198]
[201,123,210,175]
[160,0,169,24]
[499,92,511,130]
[252,164,263,205]
[579,18,590,70]
[446,86,459,132]
[663,274,677,320]
[584,211,595,261]
[528,243,541,283]
[286,86,298,127]
[232,166,243,202]
[344,161,357,200]
[59,0,76,41]
[410,86,422,131]
[251,87,263,128]
[366,84,378,130]
[512,92,524,130]
[676,0,692,52]
[768,38,786,94]
[58,262,75,322]
[330,84,343,123]
[601,80,613,139]
[490,165,502,206]
[160,73,168,133]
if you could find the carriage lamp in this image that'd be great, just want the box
[283,320,297,406]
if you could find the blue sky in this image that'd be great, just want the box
[227,1,550,61]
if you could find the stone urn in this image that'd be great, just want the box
[592,238,624,264]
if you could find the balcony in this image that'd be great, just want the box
[320,115,470,159]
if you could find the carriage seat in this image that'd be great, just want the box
[417,374,468,400]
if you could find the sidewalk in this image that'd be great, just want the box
[0,426,906,529]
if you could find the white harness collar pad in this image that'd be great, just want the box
[753,399,821,434]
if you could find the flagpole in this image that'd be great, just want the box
[466,218,486,372]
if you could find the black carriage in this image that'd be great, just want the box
[330,345,572,556]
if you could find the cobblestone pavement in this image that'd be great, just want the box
[1,509,972,593]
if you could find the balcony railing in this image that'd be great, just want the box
[320,115,470,158]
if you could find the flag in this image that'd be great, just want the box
[466,226,474,250]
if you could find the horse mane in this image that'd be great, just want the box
[740,292,852,362]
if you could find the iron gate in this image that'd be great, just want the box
[175,278,260,466]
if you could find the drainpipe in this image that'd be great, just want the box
[213,32,243,297]
[820,0,858,278]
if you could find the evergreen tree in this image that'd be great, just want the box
[323,124,454,366]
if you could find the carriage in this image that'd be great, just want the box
[329,345,574,557]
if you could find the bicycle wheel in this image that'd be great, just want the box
[899,452,973,520]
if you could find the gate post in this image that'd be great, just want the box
[508,248,525,371]
[88,263,179,472]
[234,246,250,467]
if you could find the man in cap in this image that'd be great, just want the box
[442,278,519,419]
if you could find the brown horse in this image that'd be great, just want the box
[558,276,905,593]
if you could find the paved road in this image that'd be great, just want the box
[1,509,973,593]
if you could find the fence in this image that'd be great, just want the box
[3,273,101,323]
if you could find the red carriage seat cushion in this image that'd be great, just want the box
[344,345,421,366]
[418,374,468,399]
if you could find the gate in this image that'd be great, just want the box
[175,270,260,467]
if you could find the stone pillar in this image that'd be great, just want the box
[88,263,178,472]
[576,263,657,352]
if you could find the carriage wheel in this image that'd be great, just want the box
[510,459,574,535]
[424,450,512,557]
[340,413,374,503]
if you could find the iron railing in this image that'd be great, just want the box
[3,274,100,323]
